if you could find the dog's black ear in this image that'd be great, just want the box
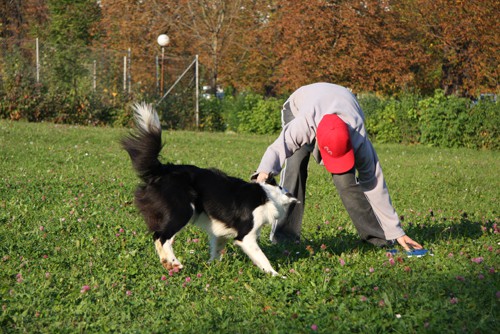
[250,172,277,185]
[250,172,259,183]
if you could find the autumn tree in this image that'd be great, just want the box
[0,0,48,68]
[229,0,498,97]
[96,0,175,92]
[258,0,345,94]
[97,0,246,95]
[397,0,499,97]
[227,0,426,95]
[172,0,245,94]
[0,0,49,120]
[94,0,500,97]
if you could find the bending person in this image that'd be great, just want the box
[254,83,422,251]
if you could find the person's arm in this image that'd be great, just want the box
[256,117,315,178]
[356,140,422,249]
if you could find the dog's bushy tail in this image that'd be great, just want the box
[122,102,164,183]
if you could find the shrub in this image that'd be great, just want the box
[0,49,55,121]
[418,90,470,148]
[365,98,401,143]
[396,92,421,144]
[463,99,499,150]
[358,93,386,121]
[200,91,283,134]
[360,93,420,144]
[199,98,226,132]
[224,92,263,132]
[237,96,283,135]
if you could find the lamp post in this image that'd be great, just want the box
[157,34,170,95]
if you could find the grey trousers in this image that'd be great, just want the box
[273,146,391,247]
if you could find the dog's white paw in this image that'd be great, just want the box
[161,259,183,271]
[269,270,280,277]
[268,270,287,279]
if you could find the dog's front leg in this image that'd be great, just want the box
[154,238,183,270]
[234,236,279,276]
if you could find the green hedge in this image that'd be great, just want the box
[361,93,420,145]
[463,99,499,150]
[359,90,498,150]
[236,96,283,135]
[1,78,498,150]
[197,91,284,134]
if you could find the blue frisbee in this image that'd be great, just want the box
[406,249,432,257]
[386,249,433,257]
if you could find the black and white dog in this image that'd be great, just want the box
[122,103,297,276]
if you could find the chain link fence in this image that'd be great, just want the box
[0,38,202,128]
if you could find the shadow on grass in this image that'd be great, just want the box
[261,215,492,263]
[404,216,488,244]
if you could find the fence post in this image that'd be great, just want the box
[195,54,199,128]
[36,38,40,83]
[123,56,127,92]
[127,48,131,94]
[155,55,159,94]
[93,60,96,92]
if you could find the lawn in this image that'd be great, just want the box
[0,120,498,333]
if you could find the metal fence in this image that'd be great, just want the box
[1,38,201,127]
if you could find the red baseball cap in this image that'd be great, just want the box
[316,114,355,174]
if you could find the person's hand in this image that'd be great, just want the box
[396,235,423,251]
[256,172,269,183]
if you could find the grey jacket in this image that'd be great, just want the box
[257,83,405,240]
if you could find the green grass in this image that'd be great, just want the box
[1,120,498,333]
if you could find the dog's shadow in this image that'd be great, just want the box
[257,215,489,266]
[260,231,371,266]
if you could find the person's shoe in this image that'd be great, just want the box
[270,231,300,244]
[364,237,394,247]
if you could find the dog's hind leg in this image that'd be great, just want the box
[234,235,279,276]
[151,202,195,271]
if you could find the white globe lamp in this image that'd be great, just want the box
[157,34,170,47]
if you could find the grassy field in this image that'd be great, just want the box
[1,120,498,333]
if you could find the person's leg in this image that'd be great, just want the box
[270,145,311,243]
[332,169,392,247]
